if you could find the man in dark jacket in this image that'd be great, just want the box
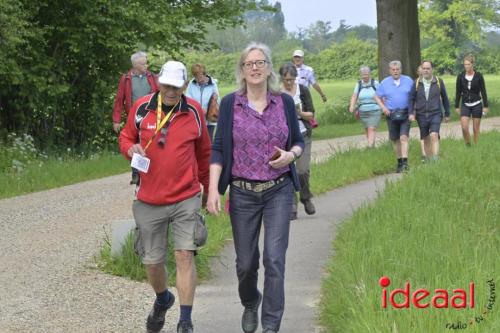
[412,60,450,161]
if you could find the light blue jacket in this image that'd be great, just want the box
[185,75,220,125]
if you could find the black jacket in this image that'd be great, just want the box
[455,71,488,108]
[412,76,450,117]
[298,84,315,135]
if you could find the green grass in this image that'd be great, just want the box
[98,211,232,284]
[0,151,129,199]
[320,131,500,333]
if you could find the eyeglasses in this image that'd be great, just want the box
[242,60,268,70]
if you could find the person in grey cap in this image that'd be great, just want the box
[119,60,211,333]
[292,49,327,103]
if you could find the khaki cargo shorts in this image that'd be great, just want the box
[132,193,202,265]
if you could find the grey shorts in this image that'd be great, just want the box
[416,111,442,139]
[132,193,202,264]
[386,117,410,141]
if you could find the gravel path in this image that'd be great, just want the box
[1,117,499,332]
[0,175,178,333]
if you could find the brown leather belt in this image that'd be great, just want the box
[231,175,286,193]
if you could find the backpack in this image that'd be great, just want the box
[415,76,441,92]
[357,79,377,95]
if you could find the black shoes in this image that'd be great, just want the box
[396,161,409,173]
[302,200,316,215]
[146,291,175,333]
[242,292,262,333]
[177,320,194,333]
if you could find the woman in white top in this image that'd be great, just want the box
[454,54,489,145]
[279,63,316,220]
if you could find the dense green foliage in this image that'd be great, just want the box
[0,0,256,147]
[182,37,378,85]
[320,132,500,332]
[1,0,499,151]
[419,0,500,74]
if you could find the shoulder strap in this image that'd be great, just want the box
[415,77,420,90]
[358,79,377,95]
[435,76,441,92]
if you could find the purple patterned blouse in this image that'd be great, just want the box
[231,92,290,181]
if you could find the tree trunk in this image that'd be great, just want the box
[376,0,421,79]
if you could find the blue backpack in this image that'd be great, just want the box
[357,79,377,95]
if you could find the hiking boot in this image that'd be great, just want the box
[302,200,316,215]
[401,162,409,172]
[396,163,404,173]
[177,320,194,333]
[146,292,175,333]
[242,292,262,333]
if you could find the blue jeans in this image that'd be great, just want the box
[229,176,294,331]
[207,124,216,143]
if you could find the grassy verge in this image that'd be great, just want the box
[320,132,500,333]
[0,151,129,199]
[98,212,232,283]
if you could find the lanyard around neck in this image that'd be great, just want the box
[144,93,179,151]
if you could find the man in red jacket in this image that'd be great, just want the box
[119,60,211,333]
[112,51,159,133]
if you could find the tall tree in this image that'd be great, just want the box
[304,20,333,52]
[419,0,500,73]
[0,0,256,147]
[376,0,421,79]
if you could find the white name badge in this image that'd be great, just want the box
[131,153,150,173]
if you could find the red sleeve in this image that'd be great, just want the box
[118,103,139,160]
[112,75,126,123]
[194,105,211,192]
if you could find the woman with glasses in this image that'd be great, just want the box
[207,43,304,333]
[455,54,489,145]
[279,63,316,220]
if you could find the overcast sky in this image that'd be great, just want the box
[277,0,377,32]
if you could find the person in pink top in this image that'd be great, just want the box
[207,43,304,333]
